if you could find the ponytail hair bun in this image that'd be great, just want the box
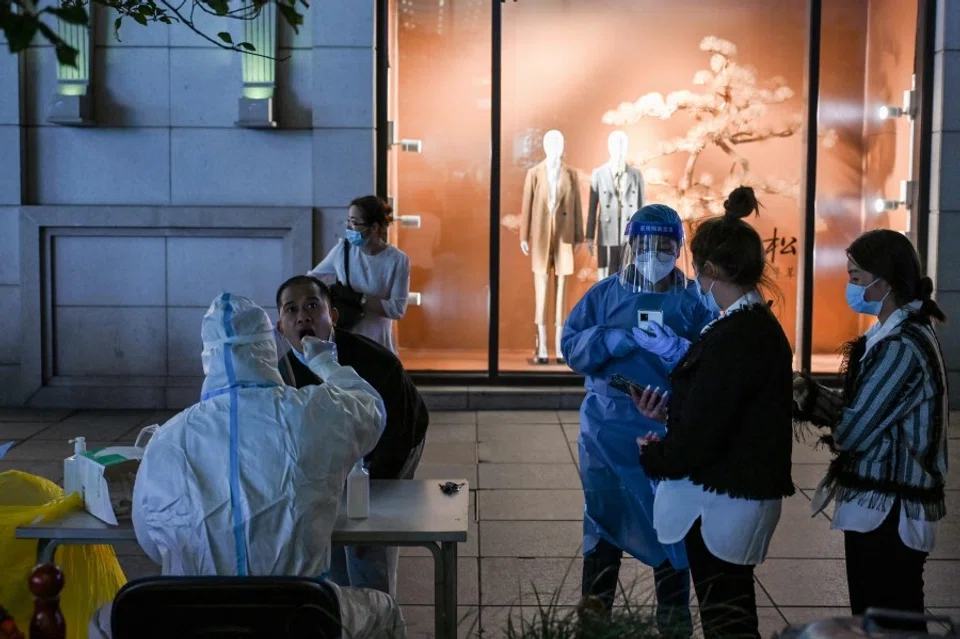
[723,186,761,221]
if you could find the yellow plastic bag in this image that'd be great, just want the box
[0,470,127,638]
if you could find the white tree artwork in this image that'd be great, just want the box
[602,36,812,220]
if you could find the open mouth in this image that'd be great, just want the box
[298,327,316,339]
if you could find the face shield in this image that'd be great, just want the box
[618,216,687,294]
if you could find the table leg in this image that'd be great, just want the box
[426,541,458,639]
[35,539,58,565]
[440,541,458,638]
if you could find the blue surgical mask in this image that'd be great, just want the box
[346,229,369,247]
[697,275,721,315]
[846,279,888,316]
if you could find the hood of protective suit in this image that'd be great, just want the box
[200,293,284,400]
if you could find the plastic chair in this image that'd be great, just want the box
[109,576,341,639]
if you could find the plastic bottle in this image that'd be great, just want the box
[346,459,370,519]
[63,437,86,497]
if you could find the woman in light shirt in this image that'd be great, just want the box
[793,229,948,632]
[309,196,411,354]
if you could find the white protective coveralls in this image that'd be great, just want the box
[88,293,406,639]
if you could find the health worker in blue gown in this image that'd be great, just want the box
[562,204,715,633]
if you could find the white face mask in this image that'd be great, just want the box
[639,253,677,284]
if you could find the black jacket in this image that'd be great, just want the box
[640,304,795,500]
[279,330,429,480]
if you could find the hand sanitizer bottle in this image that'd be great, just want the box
[346,459,369,519]
[63,437,86,497]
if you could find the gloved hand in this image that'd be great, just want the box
[631,323,690,368]
[301,336,338,365]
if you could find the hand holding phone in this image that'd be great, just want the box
[630,385,669,425]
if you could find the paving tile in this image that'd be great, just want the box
[480,558,524,606]
[478,463,581,490]
[478,437,572,464]
[426,424,477,444]
[755,559,849,607]
[0,422,54,440]
[400,605,480,638]
[927,609,960,631]
[0,460,63,483]
[562,423,579,443]
[777,607,852,625]
[477,411,560,425]
[478,423,564,441]
[420,442,477,465]
[0,409,73,423]
[479,605,786,638]
[926,560,960,606]
[766,495,844,560]
[791,464,828,491]
[557,410,580,424]
[396,556,479,606]
[757,607,789,637]
[792,442,834,465]
[479,521,582,558]
[430,412,478,425]
[1,439,115,461]
[414,463,478,487]
[931,492,960,559]
[477,489,583,521]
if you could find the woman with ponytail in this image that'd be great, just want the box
[632,186,795,639]
[793,230,949,631]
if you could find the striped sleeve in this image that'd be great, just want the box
[833,340,924,453]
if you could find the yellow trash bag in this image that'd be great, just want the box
[0,470,127,638]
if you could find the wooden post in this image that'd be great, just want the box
[28,564,65,639]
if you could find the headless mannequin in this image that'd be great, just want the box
[521,130,568,363]
[599,133,627,281]
[588,131,643,280]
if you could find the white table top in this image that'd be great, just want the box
[16,479,470,545]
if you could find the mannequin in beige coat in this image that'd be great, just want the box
[519,129,584,363]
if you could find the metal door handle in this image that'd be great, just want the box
[408,292,422,306]
[399,215,421,229]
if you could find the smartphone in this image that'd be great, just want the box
[608,373,647,396]
[637,310,664,331]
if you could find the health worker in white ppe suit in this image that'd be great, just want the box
[88,293,406,639]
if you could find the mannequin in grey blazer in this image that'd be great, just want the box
[586,132,645,280]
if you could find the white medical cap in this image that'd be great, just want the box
[201,293,275,349]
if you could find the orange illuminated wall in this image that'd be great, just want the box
[388,0,920,372]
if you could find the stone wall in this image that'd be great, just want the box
[0,2,376,407]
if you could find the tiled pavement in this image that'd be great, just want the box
[1,408,958,637]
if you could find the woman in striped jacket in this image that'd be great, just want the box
[793,229,948,631]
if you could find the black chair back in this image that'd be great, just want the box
[110,576,341,639]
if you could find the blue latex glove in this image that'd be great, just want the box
[631,322,691,369]
[301,336,339,365]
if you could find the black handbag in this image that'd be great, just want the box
[330,239,365,330]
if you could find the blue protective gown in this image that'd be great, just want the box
[561,273,715,570]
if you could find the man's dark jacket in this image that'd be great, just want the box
[279,330,429,480]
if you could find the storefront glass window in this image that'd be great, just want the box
[385,0,925,376]
[498,0,807,371]
[812,0,920,372]
[389,0,492,371]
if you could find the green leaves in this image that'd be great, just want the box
[1,0,308,63]
[49,4,88,25]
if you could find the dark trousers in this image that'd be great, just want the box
[685,519,760,639]
[582,537,693,637]
[844,501,928,632]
